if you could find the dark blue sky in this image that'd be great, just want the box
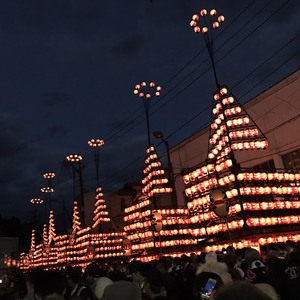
[0,0,299,223]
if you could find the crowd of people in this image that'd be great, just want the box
[0,240,300,299]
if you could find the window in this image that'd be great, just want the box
[252,159,275,171]
[282,149,300,170]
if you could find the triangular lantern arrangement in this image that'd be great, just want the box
[92,187,110,229]
[72,201,82,234]
[183,23,300,252]
[43,224,48,245]
[183,5,300,251]
[208,85,268,164]
[48,210,56,244]
[184,86,300,247]
[123,145,199,260]
[30,229,35,253]
[142,145,173,198]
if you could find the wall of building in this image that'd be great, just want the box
[108,181,176,230]
[108,182,142,231]
[170,70,300,207]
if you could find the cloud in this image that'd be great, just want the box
[42,92,73,106]
[111,35,144,59]
[21,0,106,33]
[0,113,27,157]
[108,117,142,134]
[46,125,69,139]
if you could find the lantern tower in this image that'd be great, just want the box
[184,7,300,251]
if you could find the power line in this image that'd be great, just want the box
[231,34,300,90]
[101,1,265,144]
[238,52,300,101]
[101,0,293,146]
[102,51,300,189]
[42,1,298,197]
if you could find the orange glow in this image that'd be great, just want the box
[218,15,225,22]
[43,172,55,179]
[88,139,104,147]
[134,82,161,99]
[48,210,56,244]
[72,201,81,234]
[200,9,207,16]
[66,154,82,162]
[30,198,44,204]
[210,9,217,16]
[226,117,250,127]
[41,187,54,193]
[192,14,199,21]
[124,199,151,213]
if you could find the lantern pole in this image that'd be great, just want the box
[133,82,162,147]
[42,173,55,210]
[190,9,249,227]
[88,139,104,188]
[66,154,85,227]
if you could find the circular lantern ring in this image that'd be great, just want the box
[88,139,104,147]
[190,8,225,34]
[133,81,162,99]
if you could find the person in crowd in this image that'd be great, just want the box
[107,262,127,281]
[102,280,142,300]
[255,283,280,300]
[181,255,195,300]
[169,257,183,284]
[193,251,230,299]
[276,242,287,258]
[212,281,272,300]
[244,248,268,284]
[34,271,66,300]
[225,246,235,255]
[181,255,192,271]
[141,265,168,299]
[193,271,223,300]
[281,246,300,300]
[267,244,281,260]
[23,269,45,300]
[65,266,92,300]
[259,245,269,265]
[223,254,243,281]
[0,272,23,300]
[93,276,112,300]
[127,260,146,289]
[196,252,232,285]
[156,259,179,300]
[234,248,247,274]
[266,243,286,298]
[83,263,112,300]
[190,253,199,271]
[83,263,98,289]
[285,240,296,261]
